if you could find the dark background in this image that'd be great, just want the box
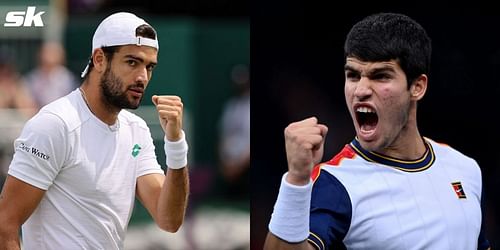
[251,1,500,249]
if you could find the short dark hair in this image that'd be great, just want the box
[344,13,431,88]
[83,24,157,80]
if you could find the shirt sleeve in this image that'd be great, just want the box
[7,112,68,190]
[477,183,490,250]
[308,169,352,250]
[136,125,164,178]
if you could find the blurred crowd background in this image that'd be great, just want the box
[0,0,248,249]
[252,1,500,249]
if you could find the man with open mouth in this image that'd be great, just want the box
[264,13,490,250]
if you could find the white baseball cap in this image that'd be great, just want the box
[80,12,159,78]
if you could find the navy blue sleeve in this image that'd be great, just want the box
[478,185,490,250]
[307,169,352,250]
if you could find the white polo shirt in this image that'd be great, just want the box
[8,89,164,249]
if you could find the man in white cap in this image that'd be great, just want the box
[0,12,190,249]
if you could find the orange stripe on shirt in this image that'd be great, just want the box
[326,144,356,166]
[311,144,356,182]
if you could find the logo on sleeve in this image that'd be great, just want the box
[451,181,466,199]
[132,144,142,157]
[17,142,50,161]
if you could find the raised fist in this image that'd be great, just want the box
[284,117,328,185]
[152,95,183,141]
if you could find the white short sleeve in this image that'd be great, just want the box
[136,126,164,178]
[8,112,68,190]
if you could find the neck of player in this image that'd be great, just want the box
[80,82,120,126]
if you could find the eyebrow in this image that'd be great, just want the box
[344,64,396,75]
[344,65,358,72]
[124,54,157,66]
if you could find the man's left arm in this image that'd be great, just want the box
[136,95,190,232]
[137,168,189,232]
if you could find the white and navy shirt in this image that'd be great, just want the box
[8,89,164,249]
[308,138,490,250]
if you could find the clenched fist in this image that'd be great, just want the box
[284,117,328,185]
[152,95,183,141]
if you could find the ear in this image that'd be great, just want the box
[410,74,428,101]
[92,48,107,74]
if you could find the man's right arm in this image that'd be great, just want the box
[0,112,66,249]
[264,233,316,250]
[263,117,328,250]
[0,175,45,249]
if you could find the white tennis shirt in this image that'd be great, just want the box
[8,89,164,249]
[307,138,489,250]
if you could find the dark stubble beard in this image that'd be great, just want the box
[100,66,143,110]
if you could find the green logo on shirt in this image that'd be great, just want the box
[132,144,141,157]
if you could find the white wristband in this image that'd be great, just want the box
[164,130,188,169]
[268,172,312,243]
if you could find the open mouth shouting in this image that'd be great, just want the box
[354,104,379,141]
